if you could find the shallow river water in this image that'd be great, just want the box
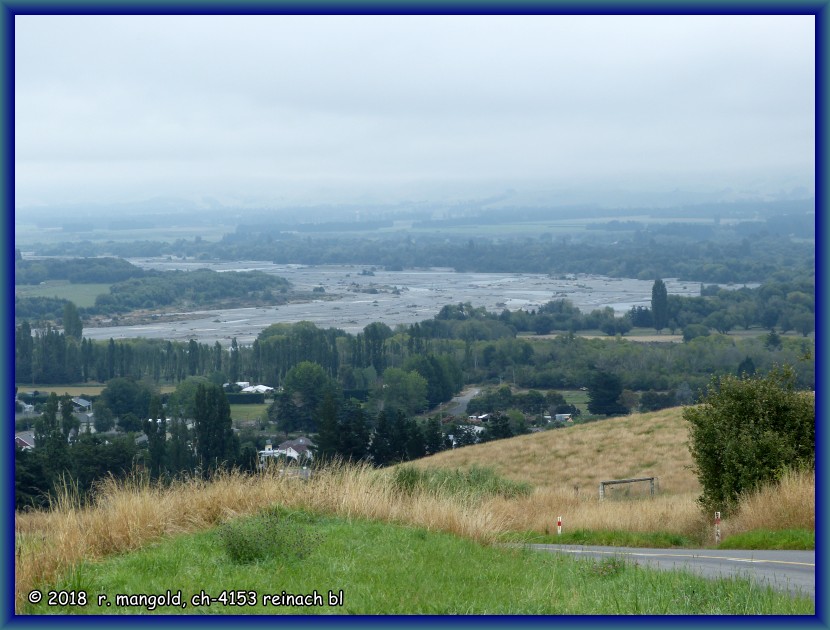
[80,259,731,346]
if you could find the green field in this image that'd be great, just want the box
[230,403,269,423]
[24,509,812,615]
[15,282,112,308]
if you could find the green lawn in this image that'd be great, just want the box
[25,509,813,615]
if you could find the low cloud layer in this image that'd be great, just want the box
[15,14,815,208]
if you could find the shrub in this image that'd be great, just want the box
[217,507,322,564]
[684,365,814,515]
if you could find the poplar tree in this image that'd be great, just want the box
[194,383,237,475]
[62,301,83,340]
[651,278,668,333]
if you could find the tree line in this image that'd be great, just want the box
[15,382,240,510]
[21,216,814,286]
[16,287,814,400]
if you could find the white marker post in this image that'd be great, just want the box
[557,516,562,536]
[715,511,721,545]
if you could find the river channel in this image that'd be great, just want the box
[80,259,734,346]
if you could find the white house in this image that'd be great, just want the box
[241,384,274,394]
[258,436,315,468]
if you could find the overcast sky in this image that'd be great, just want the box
[14,14,815,209]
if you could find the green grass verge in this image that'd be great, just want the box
[718,529,815,551]
[24,509,813,615]
[502,529,696,549]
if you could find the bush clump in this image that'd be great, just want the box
[217,507,322,564]
[684,365,814,515]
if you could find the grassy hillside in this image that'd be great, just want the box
[413,407,698,495]
[15,408,814,614]
[404,408,812,548]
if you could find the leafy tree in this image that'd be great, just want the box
[403,353,460,408]
[338,399,371,462]
[651,278,668,333]
[194,383,238,475]
[423,417,445,455]
[62,301,83,340]
[237,442,259,473]
[187,339,200,376]
[167,418,194,474]
[168,376,210,419]
[452,424,480,448]
[59,394,80,441]
[533,314,554,335]
[628,305,653,328]
[92,400,115,433]
[70,433,136,498]
[617,389,639,414]
[373,368,428,416]
[100,377,154,420]
[703,311,734,335]
[15,447,49,510]
[363,321,393,371]
[587,370,628,416]
[369,409,395,467]
[481,412,513,442]
[790,311,815,337]
[33,394,70,493]
[118,412,143,433]
[401,414,426,461]
[682,324,710,343]
[15,321,33,383]
[271,361,337,433]
[684,365,814,514]
[639,390,676,412]
[314,393,341,462]
[764,331,783,350]
[737,356,756,378]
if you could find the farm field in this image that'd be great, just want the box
[16,384,177,397]
[229,403,269,423]
[15,282,111,308]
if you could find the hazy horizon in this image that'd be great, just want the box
[15,14,815,213]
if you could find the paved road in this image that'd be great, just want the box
[525,544,815,601]
[442,387,481,417]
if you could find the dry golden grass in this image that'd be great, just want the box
[15,385,177,396]
[414,407,700,496]
[408,408,813,543]
[14,464,508,613]
[15,408,814,614]
[486,488,708,541]
[722,468,815,539]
